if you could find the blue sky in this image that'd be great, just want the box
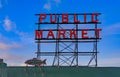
[0,0,120,66]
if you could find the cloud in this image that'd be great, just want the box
[103,23,120,36]
[99,57,120,67]
[53,0,61,5]
[1,16,34,46]
[2,16,30,42]
[0,33,34,66]
[43,0,61,10]
[43,2,51,10]
[1,52,23,61]
[3,16,16,31]
[0,0,2,8]
[0,41,24,66]
[0,51,25,66]
[0,33,8,42]
[2,16,29,37]
[15,30,34,44]
[0,16,34,66]
[0,42,21,51]
[15,30,27,37]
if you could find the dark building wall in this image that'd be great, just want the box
[0,66,120,77]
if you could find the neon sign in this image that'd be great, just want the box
[35,13,101,40]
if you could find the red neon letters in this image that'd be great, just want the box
[35,29,101,39]
[39,13,99,23]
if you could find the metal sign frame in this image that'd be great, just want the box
[35,13,101,67]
